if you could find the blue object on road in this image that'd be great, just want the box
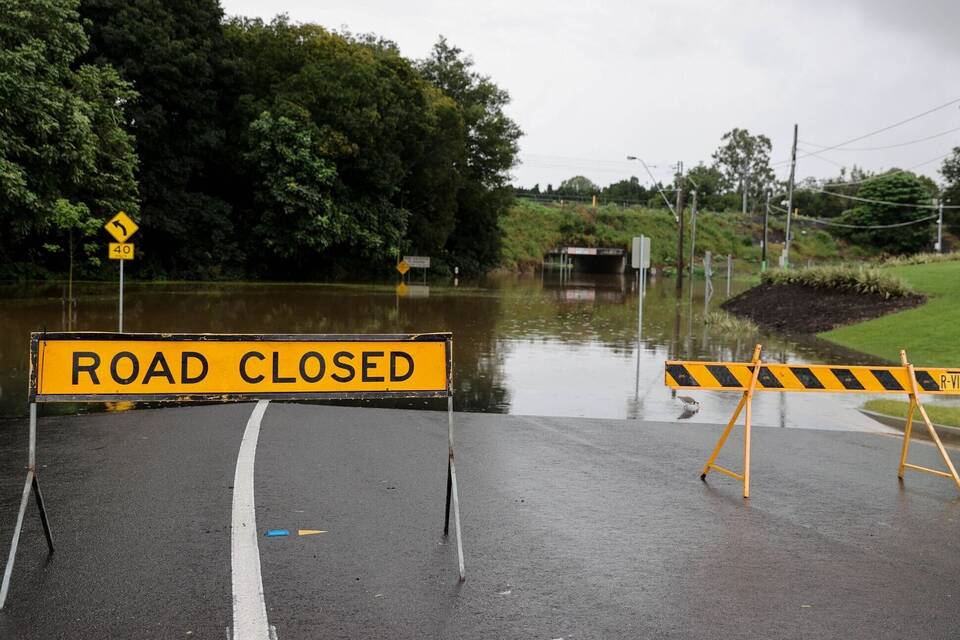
[264,529,290,537]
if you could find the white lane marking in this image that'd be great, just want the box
[231,400,273,640]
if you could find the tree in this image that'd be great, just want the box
[833,172,935,254]
[418,37,522,275]
[221,18,459,277]
[79,0,235,278]
[939,148,960,235]
[602,177,647,204]
[683,164,733,211]
[711,128,775,210]
[0,0,138,278]
[557,175,599,196]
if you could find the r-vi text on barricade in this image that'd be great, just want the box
[665,344,960,498]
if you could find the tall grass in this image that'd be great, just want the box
[703,310,758,334]
[884,252,960,266]
[761,264,914,298]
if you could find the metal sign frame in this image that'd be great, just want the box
[665,343,960,498]
[1,332,465,610]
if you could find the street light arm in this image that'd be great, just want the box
[627,155,678,221]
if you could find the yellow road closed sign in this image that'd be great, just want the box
[30,332,451,402]
[108,242,135,260]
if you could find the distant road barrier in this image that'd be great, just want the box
[665,344,960,498]
[1,332,464,609]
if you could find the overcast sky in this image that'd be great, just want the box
[221,0,960,189]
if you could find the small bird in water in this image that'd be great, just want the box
[676,395,700,420]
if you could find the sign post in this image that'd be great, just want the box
[403,256,431,284]
[631,236,651,395]
[104,211,139,332]
[0,332,464,609]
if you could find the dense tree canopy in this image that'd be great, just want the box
[832,172,936,254]
[2,2,520,280]
[0,0,139,278]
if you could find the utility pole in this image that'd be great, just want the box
[937,199,944,253]
[762,190,770,272]
[783,123,798,268]
[742,164,749,215]
[689,189,698,285]
[674,161,685,292]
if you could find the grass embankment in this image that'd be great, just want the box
[821,261,960,366]
[863,399,960,428]
[499,200,851,271]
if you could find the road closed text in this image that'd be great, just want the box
[32,335,450,400]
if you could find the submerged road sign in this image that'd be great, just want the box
[104,211,139,243]
[403,255,431,269]
[665,345,960,498]
[108,242,135,260]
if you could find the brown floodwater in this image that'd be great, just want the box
[0,273,903,432]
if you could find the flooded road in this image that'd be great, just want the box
[0,273,896,431]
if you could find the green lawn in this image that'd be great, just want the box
[863,399,960,428]
[821,261,960,366]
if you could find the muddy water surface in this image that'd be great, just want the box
[0,273,904,432]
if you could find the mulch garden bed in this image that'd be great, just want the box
[721,283,926,333]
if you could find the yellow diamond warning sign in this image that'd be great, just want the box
[397,260,410,275]
[104,211,139,243]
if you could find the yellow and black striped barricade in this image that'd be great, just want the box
[664,344,960,498]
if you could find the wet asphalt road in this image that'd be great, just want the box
[1,403,959,639]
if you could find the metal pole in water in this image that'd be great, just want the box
[726,254,732,297]
[937,200,944,253]
[118,259,124,332]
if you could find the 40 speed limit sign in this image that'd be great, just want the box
[108,242,135,260]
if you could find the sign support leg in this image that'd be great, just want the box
[118,259,124,332]
[897,397,916,479]
[0,403,54,610]
[699,344,763,498]
[898,350,960,490]
[444,396,465,581]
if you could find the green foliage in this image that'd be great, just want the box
[79,0,234,278]
[761,265,914,298]
[418,37,521,275]
[499,200,854,271]
[556,175,600,196]
[883,251,960,266]
[0,0,138,277]
[703,310,758,334]
[711,128,775,209]
[831,172,935,254]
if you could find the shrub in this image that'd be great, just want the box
[703,310,758,334]
[761,264,914,298]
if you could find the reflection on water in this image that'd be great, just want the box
[0,274,906,431]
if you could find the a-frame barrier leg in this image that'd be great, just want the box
[0,403,55,610]
[898,351,960,490]
[443,396,465,581]
[700,344,763,498]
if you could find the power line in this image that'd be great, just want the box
[771,96,960,166]
[800,126,960,152]
[811,188,960,209]
[795,213,939,229]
